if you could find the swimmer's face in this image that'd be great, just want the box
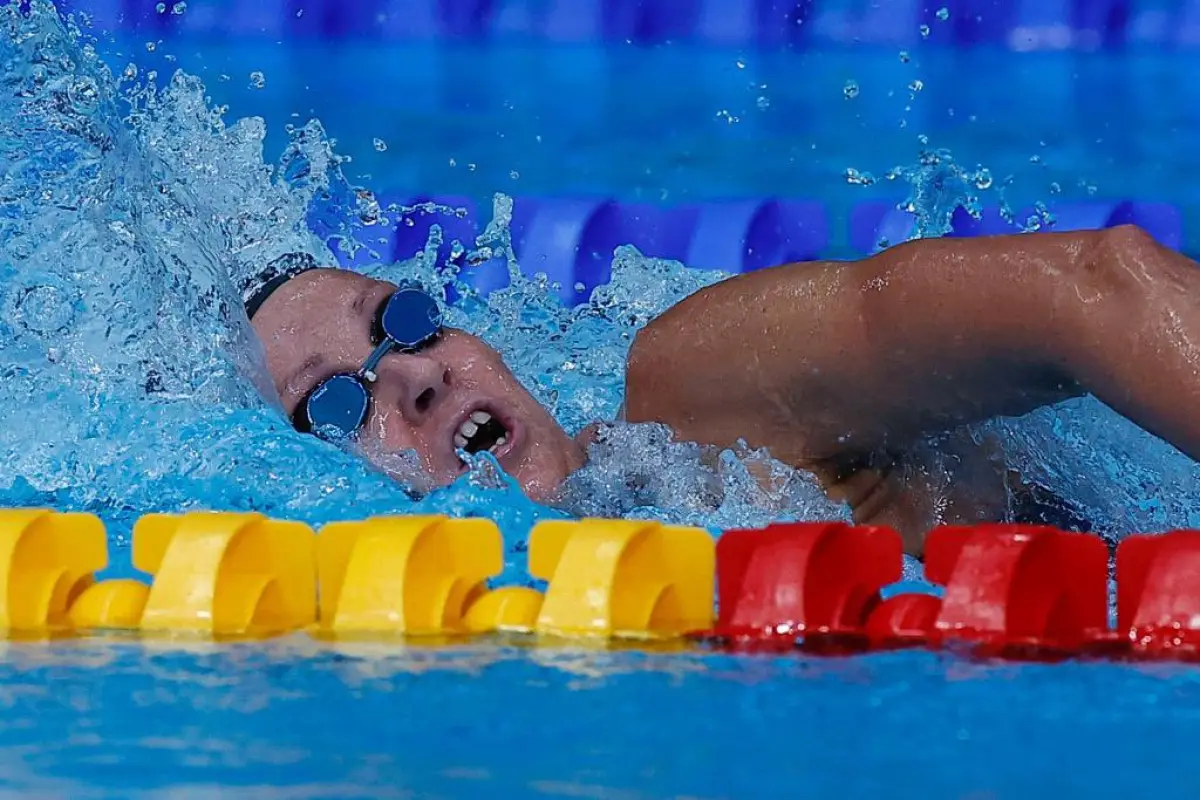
[251,268,586,500]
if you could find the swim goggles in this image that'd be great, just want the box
[293,283,444,440]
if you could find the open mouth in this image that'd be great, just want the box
[453,408,511,457]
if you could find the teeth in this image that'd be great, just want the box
[453,409,509,457]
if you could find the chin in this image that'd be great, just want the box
[518,452,585,504]
[515,467,564,504]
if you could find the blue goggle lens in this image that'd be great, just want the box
[380,286,443,351]
[304,373,370,439]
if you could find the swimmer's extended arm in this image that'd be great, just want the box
[623,225,1200,471]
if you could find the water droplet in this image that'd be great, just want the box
[66,76,100,114]
[844,168,876,186]
[843,80,860,99]
[373,138,387,152]
[172,1,186,13]
[936,7,950,21]
[919,24,931,38]
[249,71,266,89]
[899,50,911,63]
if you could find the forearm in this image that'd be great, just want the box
[1050,226,1200,462]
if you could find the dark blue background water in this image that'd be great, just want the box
[101,37,1200,254]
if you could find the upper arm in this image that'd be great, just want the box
[623,258,871,462]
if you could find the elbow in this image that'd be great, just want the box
[1075,224,1157,299]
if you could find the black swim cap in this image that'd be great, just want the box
[242,252,320,320]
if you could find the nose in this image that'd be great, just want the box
[377,352,451,423]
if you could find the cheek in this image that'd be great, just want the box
[365,408,424,451]
[452,348,516,389]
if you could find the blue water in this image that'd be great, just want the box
[5,641,1200,798]
[106,39,1200,250]
[3,0,1200,794]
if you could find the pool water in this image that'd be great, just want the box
[109,39,1200,253]
[6,641,1200,798]
[3,0,1200,795]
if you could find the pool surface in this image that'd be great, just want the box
[5,0,1200,795]
[6,641,1200,798]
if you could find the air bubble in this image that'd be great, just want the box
[249,71,266,89]
[843,80,860,99]
[373,138,387,152]
[936,7,950,21]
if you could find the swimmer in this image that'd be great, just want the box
[245,226,1200,555]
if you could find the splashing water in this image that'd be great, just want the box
[3,1,1197,598]
[0,1,852,584]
